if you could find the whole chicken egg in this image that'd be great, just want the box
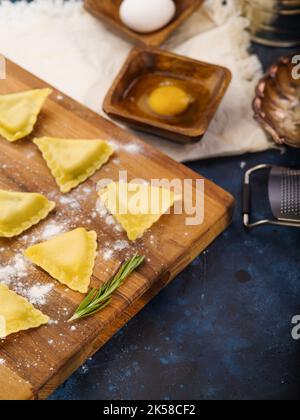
[119,0,176,34]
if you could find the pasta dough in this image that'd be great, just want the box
[0,88,52,142]
[0,284,49,339]
[0,189,55,238]
[24,228,97,293]
[33,137,114,193]
[99,182,181,241]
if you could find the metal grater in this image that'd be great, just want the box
[243,164,300,228]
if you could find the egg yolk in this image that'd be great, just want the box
[148,86,191,117]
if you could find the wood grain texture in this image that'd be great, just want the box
[103,47,232,143]
[0,59,234,400]
[84,0,204,47]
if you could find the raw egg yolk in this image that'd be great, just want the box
[148,86,191,117]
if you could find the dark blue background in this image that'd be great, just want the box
[10,1,300,400]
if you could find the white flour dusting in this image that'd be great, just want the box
[114,224,124,233]
[96,199,125,233]
[123,144,142,154]
[0,254,28,286]
[59,195,81,210]
[40,222,66,241]
[108,141,142,155]
[96,199,109,217]
[102,240,130,262]
[23,283,54,306]
[105,215,116,226]
[0,358,5,365]
[108,141,120,152]
[0,254,53,306]
[113,240,129,251]
[103,249,114,261]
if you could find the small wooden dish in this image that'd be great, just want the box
[253,54,300,148]
[103,47,232,144]
[84,0,204,46]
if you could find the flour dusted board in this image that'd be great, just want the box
[0,59,234,400]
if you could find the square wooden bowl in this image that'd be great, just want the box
[103,47,232,144]
[84,0,204,46]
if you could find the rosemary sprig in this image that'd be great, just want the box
[68,253,145,322]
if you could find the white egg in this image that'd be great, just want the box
[119,0,176,34]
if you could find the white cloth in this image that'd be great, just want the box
[0,0,272,162]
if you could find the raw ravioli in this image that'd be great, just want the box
[99,182,181,241]
[24,228,97,293]
[33,137,114,193]
[0,88,52,142]
[0,189,55,238]
[0,284,49,339]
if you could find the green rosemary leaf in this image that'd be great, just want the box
[68,254,145,322]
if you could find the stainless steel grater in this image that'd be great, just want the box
[243,164,300,228]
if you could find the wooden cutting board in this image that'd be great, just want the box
[0,59,234,400]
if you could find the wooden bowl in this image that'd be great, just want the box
[253,54,300,148]
[103,47,232,144]
[84,0,204,46]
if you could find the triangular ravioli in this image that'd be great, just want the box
[0,284,49,339]
[33,137,114,193]
[99,182,181,241]
[24,228,97,293]
[0,88,52,142]
[0,189,55,238]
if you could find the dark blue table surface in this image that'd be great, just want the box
[35,39,298,399]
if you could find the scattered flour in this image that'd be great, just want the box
[109,140,120,152]
[59,195,80,210]
[123,143,142,154]
[105,215,116,226]
[25,150,36,159]
[103,249,114,261]
[114,224,124,233]
[0,254,28,286]
[102,240,130,262]
[40,222,66,240]
[96,199,108,217]
[108,140,142,155]
[96,199,124,233]
[0,358,5,365]
[82,187,92,194]
[0,255,53,306]
[113,240,129,251]
[23,283,54,306]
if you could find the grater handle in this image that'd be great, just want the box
[243,164,300,229]
[243,164,273,228]
[242,183,251,215]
